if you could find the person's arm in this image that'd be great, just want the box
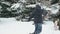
[28,9,36,21]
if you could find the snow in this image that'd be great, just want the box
[0,18,60,34]
[26,4,36,8]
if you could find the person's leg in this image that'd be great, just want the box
[29,23,38,34]
[34,23,38,33]
[34,23,42,34]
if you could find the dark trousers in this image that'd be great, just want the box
[34,23,42,34]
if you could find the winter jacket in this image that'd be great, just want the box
[28,5,43,23]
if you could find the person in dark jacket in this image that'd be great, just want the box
[28,4,43,34]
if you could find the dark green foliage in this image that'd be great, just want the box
[51,0,59,4]
[0,1,20,18]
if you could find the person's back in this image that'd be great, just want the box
[33,4,43,23]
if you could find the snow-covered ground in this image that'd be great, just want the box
[0,18,60,34]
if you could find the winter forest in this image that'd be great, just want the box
[0,0,60,34]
